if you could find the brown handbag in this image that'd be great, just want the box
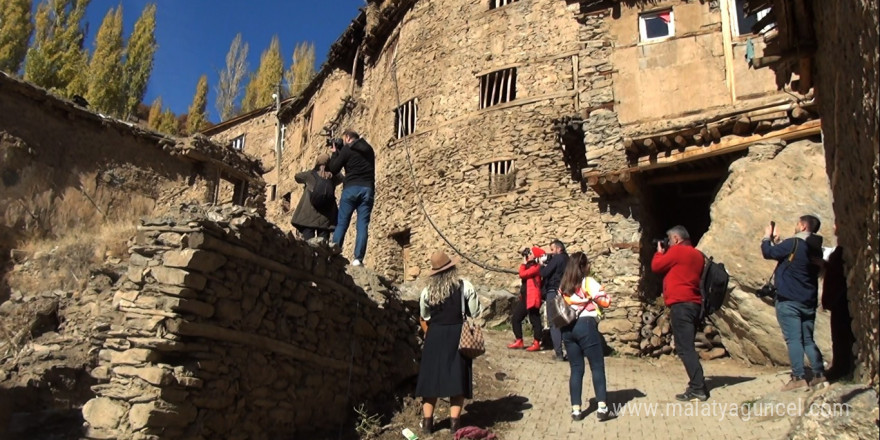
[458,282,485,359]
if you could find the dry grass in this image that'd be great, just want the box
[7,220,136,295]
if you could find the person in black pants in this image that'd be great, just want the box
[540,239,569,361]
[508,247,545,351]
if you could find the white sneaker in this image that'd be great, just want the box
[352,259,362,266]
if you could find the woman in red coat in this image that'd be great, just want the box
[508,247,545,351]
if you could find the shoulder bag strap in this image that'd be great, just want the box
[460,280,466,318]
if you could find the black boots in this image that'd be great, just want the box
[420,417,433,434]
[450,417,461,433]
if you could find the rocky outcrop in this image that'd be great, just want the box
[699,139,834,366]
[788,384,879,440]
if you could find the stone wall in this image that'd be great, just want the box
[0,73,264,283]
[81,205,420,439]
[809,0,880,387]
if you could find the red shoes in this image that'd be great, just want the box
[525,340,541,352]
[507,339,524,349]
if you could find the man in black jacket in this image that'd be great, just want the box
[326,130,376,266]
[761,214,825,391]
[540,239,569,360]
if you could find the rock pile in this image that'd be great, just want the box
[638,307,728,360]
[82,204,421,440]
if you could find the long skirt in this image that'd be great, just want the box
[415,322,473,399]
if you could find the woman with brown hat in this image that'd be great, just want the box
[290,154,341,241]
[415,251,482,435]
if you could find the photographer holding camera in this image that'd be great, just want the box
[540,239,569,361]
[507,247,545,352]
[325,130,376,267]
[650,225,708,402]
[761,215,826,391]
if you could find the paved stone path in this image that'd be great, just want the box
[474,329,802,440]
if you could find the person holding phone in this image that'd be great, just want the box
[762,215,826,391]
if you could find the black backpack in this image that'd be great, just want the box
[699,253,730,320]
[309,171,335,209]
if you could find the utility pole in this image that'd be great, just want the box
[274,82,282,177]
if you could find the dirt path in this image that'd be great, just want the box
[379,329,799,440]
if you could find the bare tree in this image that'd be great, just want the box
[215,33,248,121]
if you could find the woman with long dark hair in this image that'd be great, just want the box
[558,251,614,421]
[415,251,482,434]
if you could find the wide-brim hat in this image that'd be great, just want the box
[428,251,458,276]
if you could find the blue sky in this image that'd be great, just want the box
[81,0,366,122]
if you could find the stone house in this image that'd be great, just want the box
[206,0,824,355]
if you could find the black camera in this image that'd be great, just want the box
[520,248,531,258]
[652,237,670,250]
[326,138,343,149]
[756,282,777,299]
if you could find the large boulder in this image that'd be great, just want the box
[699,139,834,366]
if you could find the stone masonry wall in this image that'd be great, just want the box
[811,0,880,387]
[81,205,420,439]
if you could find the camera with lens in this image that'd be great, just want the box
[652,237,670,250]
[756,282,777,299]
[520,248,531,258]
[326,138,343,149]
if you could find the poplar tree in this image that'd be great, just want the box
[215,33,248,121]
[186,74,209,134]
[157,108,178,135]
[241,35,282,113]
[122,3,157,119]
[0,0,33,74]
[147,96,162,130]
[24,0,90,96]
[86,5,124,116]
[284,41,315,97]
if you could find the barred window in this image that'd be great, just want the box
[479,68,517,109]
[489,0,520,9]
[395,98,418,138]
[231,135,245,151]
[487,159,516,194]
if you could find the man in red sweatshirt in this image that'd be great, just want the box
[651,225,708,402]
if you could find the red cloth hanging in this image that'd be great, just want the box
[658,11,671,23]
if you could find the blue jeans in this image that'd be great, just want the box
[562,316,607,406]
[333,186,374,260]
[776,300,824,378]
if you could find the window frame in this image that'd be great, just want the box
[486,159,516,195]
[231,134,245,152]
[638,9,675,43]
[394,98,419,139]
[488,0,520,10]
[478,67,518,110]
[731,0,770,37]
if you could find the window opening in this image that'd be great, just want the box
[479,68,517,109]
[395,98,418,138]
[639,10,674,41]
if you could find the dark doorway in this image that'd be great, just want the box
[637,152,746,299]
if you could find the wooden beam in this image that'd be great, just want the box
[732,117,752,135]
[709,126,722,143]
[674,135,687,147]
[659,136,673,150]
[623,137,638,154]
[643,138,657,153]
[636,120,821,171]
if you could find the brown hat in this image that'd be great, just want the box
[315,154,330,167]
[428,251,457,276]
